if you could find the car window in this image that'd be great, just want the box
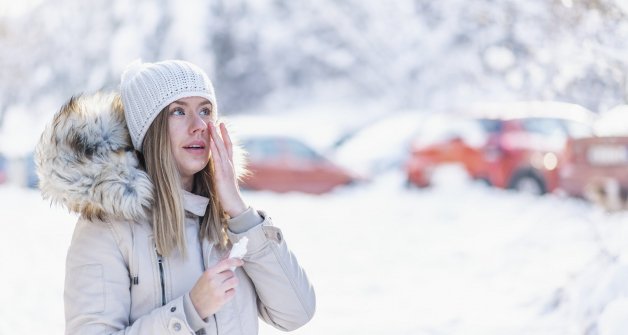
[243,138,281,160]
[284,139,323,161]
[521,118,567,138]
[477,119,503,134]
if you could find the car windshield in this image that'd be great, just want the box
[285,139,323,162]
[477,119,503,134]
[243,138,281,160]
[521,118,567,137]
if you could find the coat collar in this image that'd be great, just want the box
[182,190,209,217]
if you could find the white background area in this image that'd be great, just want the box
[2,170,628,335]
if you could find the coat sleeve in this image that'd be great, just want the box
[227,208,316,331]
[64,217,211,335]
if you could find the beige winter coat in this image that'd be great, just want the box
[65,194,314,334]
[35,93,315,334]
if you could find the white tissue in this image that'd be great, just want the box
[228,237,248,270]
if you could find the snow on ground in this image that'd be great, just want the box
[1,171,628,335]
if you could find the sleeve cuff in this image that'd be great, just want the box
[227,206,263,233]
[227,210,283,254]
[183,292,211,332]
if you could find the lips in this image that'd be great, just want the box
[183,140,207,150]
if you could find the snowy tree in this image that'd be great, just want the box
[0,0,627,127]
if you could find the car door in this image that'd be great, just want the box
[241,137,289,191]
[282,138,349,194]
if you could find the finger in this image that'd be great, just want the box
[207,123,221,160]
[220,275,239,291]
[228,258,244,268]
[219,122,234,162]
[209,257,243,275]
[224,288,236,300]
[203,270,232,285]
[209,134,221,166]
[210,124,235,177]
[209,122,228,162]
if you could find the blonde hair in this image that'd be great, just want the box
[141,108,229,257]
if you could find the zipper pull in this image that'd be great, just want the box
[156,247,166,306]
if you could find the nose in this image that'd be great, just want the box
[190,113,208,134]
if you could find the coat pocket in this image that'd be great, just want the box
[66,264,105,314]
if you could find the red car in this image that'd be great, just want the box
[239,135,358,194]
[559,106,628,209]
[406,102,595,195]
[405,115,488,187]
[560,136,628,209]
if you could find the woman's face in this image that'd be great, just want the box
[167,96,215,187]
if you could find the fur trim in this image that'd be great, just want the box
[36,92,153,221]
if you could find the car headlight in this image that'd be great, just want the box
[543,152,558,171]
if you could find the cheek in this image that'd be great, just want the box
[167,126,177,149]
[168,122,186,144]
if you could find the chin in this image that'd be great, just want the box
[180,163,208,177]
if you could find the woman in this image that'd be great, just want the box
[36,60,315,334]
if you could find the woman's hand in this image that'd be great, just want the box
[189,257,244,319]
[208,122,247,217]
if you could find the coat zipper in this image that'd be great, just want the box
[156,250,166,306]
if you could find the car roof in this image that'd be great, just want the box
[595,104,628,136]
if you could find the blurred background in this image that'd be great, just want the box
[2,0,628,334]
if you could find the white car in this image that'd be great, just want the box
[332,111,427,178]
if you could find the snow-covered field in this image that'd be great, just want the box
[2,171,628,335]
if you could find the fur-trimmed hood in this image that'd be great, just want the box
[36,92,153,222]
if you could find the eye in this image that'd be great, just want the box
[200,107,211,116]
[170,107,185,116]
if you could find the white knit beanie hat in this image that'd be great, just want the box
[120,59,217,151]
